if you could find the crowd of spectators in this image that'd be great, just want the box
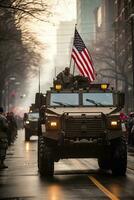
[0,107,23,169]
[120,112,134,146]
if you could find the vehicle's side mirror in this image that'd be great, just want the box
[117,92,125,107]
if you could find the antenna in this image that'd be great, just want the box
[39,65,40,94]
[55,66,57,78]
[69,24,77,73]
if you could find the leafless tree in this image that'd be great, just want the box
[92,36,132,111]
[0,0,51,22]
[0,0,51,107]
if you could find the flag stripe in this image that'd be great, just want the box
[84,48,95,72]
[72,47,93,80]
[82,50,94,74]
[81,51,95,81]
[72,52,85,76]
[73,48,92,80]
[71,28,96,82]
[72,47,94,81]
[72,52,86,76]
[72,54,86,77]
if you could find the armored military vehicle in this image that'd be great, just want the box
[37,76,127,176]
[24,104,39,141]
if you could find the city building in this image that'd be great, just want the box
[95,0,114,40]
[76,0,101,46]
[54,20,76,75]
[92,0,115,86]
[114,0,134,111]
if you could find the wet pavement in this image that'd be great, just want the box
[0,129,134,200]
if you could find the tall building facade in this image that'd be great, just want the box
[54,20,76,75]
[76,0,134,111]
[76,0,101,46]
[95,0,114,40]
[114,0,134,111]
[93,0,115,86]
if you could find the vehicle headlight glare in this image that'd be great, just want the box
[25,120,30,124]
[111,121,117,126]
[50,121,57,127]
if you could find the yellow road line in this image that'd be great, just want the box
[89,176,120,200]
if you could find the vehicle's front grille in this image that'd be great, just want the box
[63,116,105,138]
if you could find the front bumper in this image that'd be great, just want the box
[43,129,123,142]
[50,141,112,160]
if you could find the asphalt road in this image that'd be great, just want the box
[0,129,134,200]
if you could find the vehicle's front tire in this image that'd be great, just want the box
[111,136,127,176]
[38,138,54,177]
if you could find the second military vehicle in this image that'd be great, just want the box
[37,77,127,176]
[24,104,39,141]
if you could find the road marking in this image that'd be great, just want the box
[89,176,120,200]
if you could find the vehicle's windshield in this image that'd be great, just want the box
[83,93,113,106]
[28,113,39,121]
[50,93,79,106]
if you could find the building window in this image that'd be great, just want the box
[97,6,102,28]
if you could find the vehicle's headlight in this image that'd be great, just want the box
[46,117,60,130]
[50,121,57,127]
[108,119,121,130]
[25,120,30,124]
[111,121,118,126]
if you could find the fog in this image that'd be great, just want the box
[21,0,76,109]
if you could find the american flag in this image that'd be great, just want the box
[71,28,96,82]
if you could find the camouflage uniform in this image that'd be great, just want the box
[6,112,17,144]
[0,113,8,168]
[57,67,73,88]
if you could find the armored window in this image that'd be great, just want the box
[50,93,79,106]
[83,93,113,106]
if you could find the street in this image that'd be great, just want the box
[0,130,134,200]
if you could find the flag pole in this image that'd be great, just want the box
[39,65,40,94]
[69,57,72,69]
[73,61,75,76]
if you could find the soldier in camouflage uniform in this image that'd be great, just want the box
[56,67,73,88]
[0,107,8,169]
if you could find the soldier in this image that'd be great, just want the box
[0,107,8,169]
[23,113,28,128]
[6,112,17,144]
[56,67,73,88]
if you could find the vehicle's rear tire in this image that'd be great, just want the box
[25,129,30,141]
[38,137,54,177]
[111,136,127,176]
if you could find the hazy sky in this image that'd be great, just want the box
[23,0,76,108]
